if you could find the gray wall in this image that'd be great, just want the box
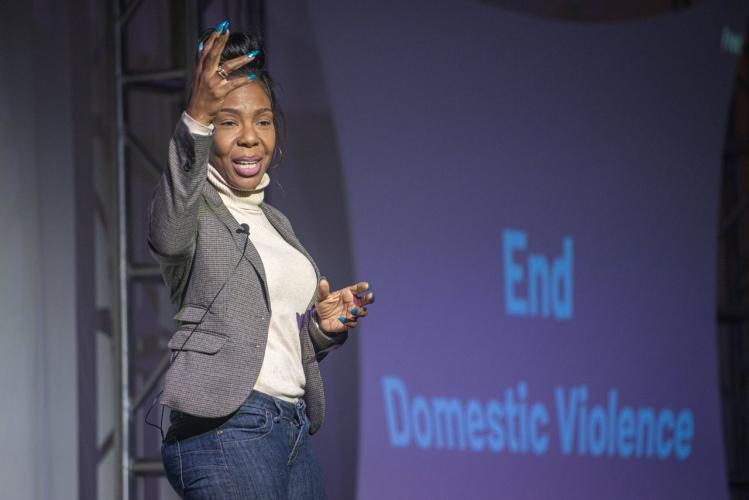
[0,2,79,499]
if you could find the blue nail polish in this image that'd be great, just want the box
[337,316,347,324]
[370,292,375,303]
[197,41,204,53]
[351,308,359,315]
[247,73,257,81]
[246,49,260,59]
[215,20,229,33]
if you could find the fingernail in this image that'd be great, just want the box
[197,41,204,53]
[247,73,257,81]
[370,292,375,303]
[215,20,229,33]
[246,49,260,59]
[351,308,359,315]
[337,316,347,324]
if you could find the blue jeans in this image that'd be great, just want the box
[161,391,327,499]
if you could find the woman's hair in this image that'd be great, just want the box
[195,29,286,166]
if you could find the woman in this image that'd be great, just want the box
[149,20,373,499]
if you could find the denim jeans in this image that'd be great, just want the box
[161,390,327,499]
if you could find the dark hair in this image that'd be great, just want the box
[196,30,286,166]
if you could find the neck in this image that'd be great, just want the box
[206,163,270,212]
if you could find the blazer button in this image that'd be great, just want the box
[182,161,191,172]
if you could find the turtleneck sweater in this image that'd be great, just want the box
[206,163,317,403]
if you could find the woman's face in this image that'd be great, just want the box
[210,82,276,191]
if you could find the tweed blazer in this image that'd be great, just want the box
[147,118,347,434]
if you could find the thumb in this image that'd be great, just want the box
[317,278,331,301]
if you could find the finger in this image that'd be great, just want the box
[341,287,356,309]
[346,281,370,295]
[352,295,362,308]
[355,284,375,306]
[197,31,220,74]
[206,28,230,73]
[317,278,331,301]
[349,303,367,317]
[221,50,260,74]
[337,315,358,329]
[355,292,375,307]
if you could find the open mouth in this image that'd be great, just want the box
[232,157,261,177]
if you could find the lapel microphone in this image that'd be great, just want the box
[237,223,250,235]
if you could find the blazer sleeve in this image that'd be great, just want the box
[147,114,214,303]
[307,304,348,362]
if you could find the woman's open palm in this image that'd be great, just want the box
[315,279,374,334]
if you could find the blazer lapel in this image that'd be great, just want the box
[201,183,270,309]
[202,182,322,313]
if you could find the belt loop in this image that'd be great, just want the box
[273,398,283,423]
[295,398,306,425]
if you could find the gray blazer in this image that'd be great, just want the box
[147,118,346,434]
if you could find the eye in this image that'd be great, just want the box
[257,119,273,128]
[219,119,238,126]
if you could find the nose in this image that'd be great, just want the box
[237,124,259,148]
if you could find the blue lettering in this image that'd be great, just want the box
[486,400,505,452]
[588,407,607,456]
[466,399,486,451]
[552,237,573,319]
[530,403,550,454]
[618,406,635,458]
[636,408,655,457]
[503,229,528,316]
[502,230,573,320]
[656,409,674,459]
[674,410,694,460]
[382,376,410,447]
[555,386,577,455]
[412,396,433,449]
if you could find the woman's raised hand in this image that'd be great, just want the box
[186,21,259,126]
[314,279,375,334]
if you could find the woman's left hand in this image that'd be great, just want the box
[314,279,374,334]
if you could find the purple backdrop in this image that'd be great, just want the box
[273,1,746,498]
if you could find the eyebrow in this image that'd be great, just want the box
[217,107,273,116]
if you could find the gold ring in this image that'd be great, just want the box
[216,65,228,80]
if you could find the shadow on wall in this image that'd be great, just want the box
[264,2,360,500]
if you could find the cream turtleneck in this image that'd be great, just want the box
[206,163,271,211]
[206,164,317,403]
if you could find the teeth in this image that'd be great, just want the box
[236,161,257,166]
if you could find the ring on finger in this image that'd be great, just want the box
[216,65,229,81]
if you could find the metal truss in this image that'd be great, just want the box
[111,1,263,498]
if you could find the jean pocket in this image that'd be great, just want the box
[161,442,185,496]
[218,407,274,442]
